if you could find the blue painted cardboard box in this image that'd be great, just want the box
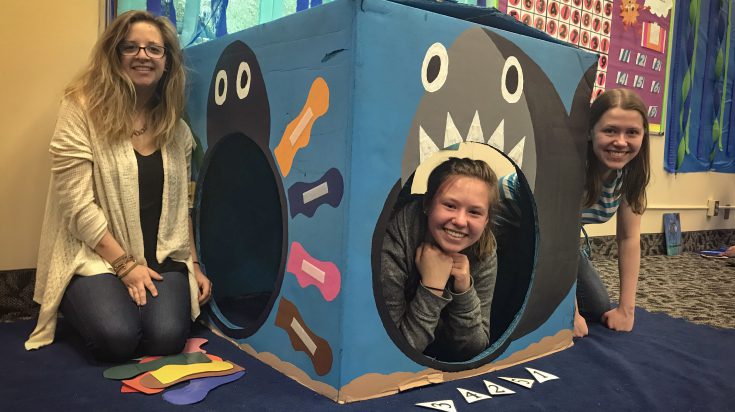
[184,0,597,402]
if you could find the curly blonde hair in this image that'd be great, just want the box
[65,10,186,147]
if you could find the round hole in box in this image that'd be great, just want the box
[195,133,287,339]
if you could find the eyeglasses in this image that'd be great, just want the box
[118,43,166,59]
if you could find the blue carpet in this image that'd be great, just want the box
[2,308,733,411]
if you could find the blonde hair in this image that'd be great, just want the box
[583,88,650,214]
[65,10,186,147]
[424,157,499,258]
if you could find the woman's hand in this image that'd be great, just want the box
[449,253,471,293]
[415,242,453,293]
[602,306,635,331]
[195,266,212,305]
[574,310,589,338]
[121,264,163,306]
[720,246,735,257]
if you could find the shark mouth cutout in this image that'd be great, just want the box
[417,41,528,169]
[419,112,526,168]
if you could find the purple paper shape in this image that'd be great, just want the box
[287,167,344,218]
[162,371,246,405]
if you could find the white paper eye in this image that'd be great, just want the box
[214,69,228,106]
[421,42,449,93]
[501,56,523,104]
[236,62,251,100]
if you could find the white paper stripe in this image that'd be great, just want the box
[290,318,317,355]
[301,260,325,283]
[302,182,329,204]
[289,107,313,145]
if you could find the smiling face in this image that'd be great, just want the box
[591,107,645,173]
[425,175,491,255]
[120,22,166,95]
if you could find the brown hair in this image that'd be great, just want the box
[583,88,650,214]
[65,10,186,147]
[424,157,499,258]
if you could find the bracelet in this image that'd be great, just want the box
[422,283,445,293]
[193,261,200,266]
[117,262,138,279]
[111,254,135,274]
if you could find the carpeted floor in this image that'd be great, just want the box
[593,253,735,329]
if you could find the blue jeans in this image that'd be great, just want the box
[60,272,191,361]
[576,250,612,322]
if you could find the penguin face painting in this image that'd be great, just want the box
[207,40,270,151]
[198,40,286,339]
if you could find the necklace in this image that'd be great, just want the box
[132,125,147,137]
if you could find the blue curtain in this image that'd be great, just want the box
[665,0,735,173]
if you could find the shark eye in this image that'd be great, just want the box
[421,42,448,93]
[236,61,251,100]
[501,56,523,104]
[214,69,228,106]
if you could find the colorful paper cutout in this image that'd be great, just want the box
[287,168,344,218]
[641,22,667,53]
[103,352,211,380]
[274,297,333,376]
[141,363,245,389]
[162,371,246,405]
[150,361,234,385]
[274,77,329,176]
[286,241,341,301]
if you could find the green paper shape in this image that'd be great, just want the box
[103,352,211,380]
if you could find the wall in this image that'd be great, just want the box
[0,2,732,270]
[0,1,102,270]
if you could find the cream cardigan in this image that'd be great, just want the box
[26,97,201,350]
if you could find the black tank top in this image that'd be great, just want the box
[135,149,186,275]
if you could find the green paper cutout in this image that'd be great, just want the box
[103,352,211,380]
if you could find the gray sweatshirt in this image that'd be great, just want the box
[380,198,497,362]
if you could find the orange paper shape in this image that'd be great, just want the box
[274,77,329,176]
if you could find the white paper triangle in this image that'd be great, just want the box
[486,119,504,151]
[457,387,491,403]
[507,136,525,168]
[466,110,485,143]
[419,126,440,163]
[443,113,463,148]
[526,367,560,383]
[483,379,516,395]
[499,376,535,389]
[415,400,457,411]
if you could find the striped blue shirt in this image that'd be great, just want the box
[496,170,623,227]
[579,169,623,225]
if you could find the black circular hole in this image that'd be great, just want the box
[372,148,537,371]
[196,133,286,339]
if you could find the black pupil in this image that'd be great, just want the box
[505,65,519,95]
[427,55,441,84]
[219,77,226,96]
[240,70,249,90]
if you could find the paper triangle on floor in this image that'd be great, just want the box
[525,367,559,383]
[499,376,535,389]
[483,379,516,395]
[457,387,491,403]
[415,400,457,411]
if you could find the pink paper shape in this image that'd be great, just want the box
[286,241,341,301]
